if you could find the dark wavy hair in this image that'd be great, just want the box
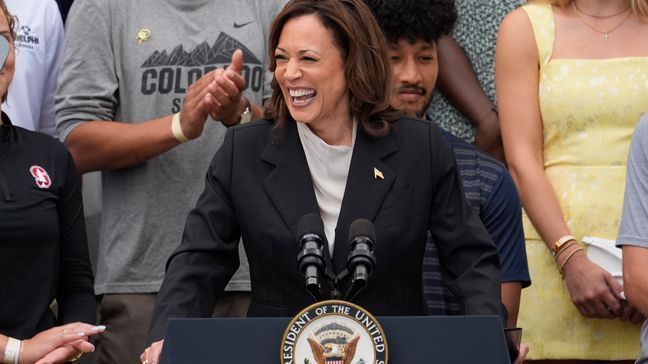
[364,0,456,45]
[264,0,400,138]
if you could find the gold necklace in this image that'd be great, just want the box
[572,1,632,19]
[572,1,633,40]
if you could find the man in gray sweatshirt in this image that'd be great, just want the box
[55,0,286,361]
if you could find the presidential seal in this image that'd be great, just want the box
[280,300,388,364]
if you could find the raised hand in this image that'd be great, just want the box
[207,49,248,126]
[177,49,248,140]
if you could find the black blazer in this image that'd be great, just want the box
[149,117,505,341]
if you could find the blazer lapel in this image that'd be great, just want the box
[332,126,399,272]
[261,121,334,270]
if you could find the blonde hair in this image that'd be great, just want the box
[549,0,648,17]
[0,0,15,41]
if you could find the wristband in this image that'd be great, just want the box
[554,240,580,260]
[171,113,189,143]
[3,337,20,364]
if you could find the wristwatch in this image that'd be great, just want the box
[240,98,252,124]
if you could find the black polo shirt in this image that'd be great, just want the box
[0,112,95,339]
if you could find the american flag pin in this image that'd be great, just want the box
[374,167,384,180]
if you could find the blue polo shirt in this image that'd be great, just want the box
[424,123,531,315]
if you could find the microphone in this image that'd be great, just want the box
[345,218,376,301]
[296,214,326,301]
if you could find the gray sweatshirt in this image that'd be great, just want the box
[56,0,286,294]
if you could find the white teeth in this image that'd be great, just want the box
[289,89,315,97]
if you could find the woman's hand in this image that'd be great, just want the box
[34,339,94,364]
[562,252,624,318]
[20,323,104,364]
[140,339,164,364]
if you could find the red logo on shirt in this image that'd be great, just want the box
[29,166,51,188]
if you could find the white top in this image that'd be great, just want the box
[297,120,357,256]
[3,0,64,136]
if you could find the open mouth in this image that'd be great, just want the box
[289,88,317,106]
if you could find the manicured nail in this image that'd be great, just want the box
[90,344,95,352]
[92,325,106,331]
[77,332,86,336]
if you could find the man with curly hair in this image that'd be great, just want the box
[364,0,530,330]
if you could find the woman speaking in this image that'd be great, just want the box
[142,0,506,361]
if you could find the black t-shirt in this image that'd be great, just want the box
[0,112,95,339]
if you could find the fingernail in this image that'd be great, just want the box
[90,344,95,352]
[92,325,106,331]
[77,332,86,336]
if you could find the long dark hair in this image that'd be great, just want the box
[264,0,400,137]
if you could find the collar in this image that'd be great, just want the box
[0,111,12,141]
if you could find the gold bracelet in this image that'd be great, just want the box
[558,247,584,275]
[554,240,580,260]
[69,352,83,362]
[552,234,577,256]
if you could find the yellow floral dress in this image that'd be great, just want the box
[519,3,648,360]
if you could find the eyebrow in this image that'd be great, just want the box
[275,46,320,55]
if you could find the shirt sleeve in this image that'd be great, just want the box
[427,125,507,322]
[56,145,96,325]
[480,169,531,287]
[617,115,648,248]
[55,0,119,142]
[148,128,241,342]
[37,0,64,137]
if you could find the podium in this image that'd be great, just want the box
[160,315,511,363]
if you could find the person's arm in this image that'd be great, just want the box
[149,128,242,339]
[496,8,623,319]
[142,128,242,362]
[55,146,96,325]
[617,118,648,320]
[55,2,258,173]
[61,50,257,173]
[0,324,104,364]
[623,246,648,316]
[436,35,504,162]
[501,283,522,328]
[479,167,529,327]
[428,127,506,322]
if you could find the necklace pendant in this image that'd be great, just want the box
[604,32,609,40]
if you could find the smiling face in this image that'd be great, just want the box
[388,39,437,118]
[274,14,351,132]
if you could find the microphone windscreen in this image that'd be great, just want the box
[297,213,325,238]
[348,218,376,243]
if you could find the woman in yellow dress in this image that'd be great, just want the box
[496,0,648,362]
